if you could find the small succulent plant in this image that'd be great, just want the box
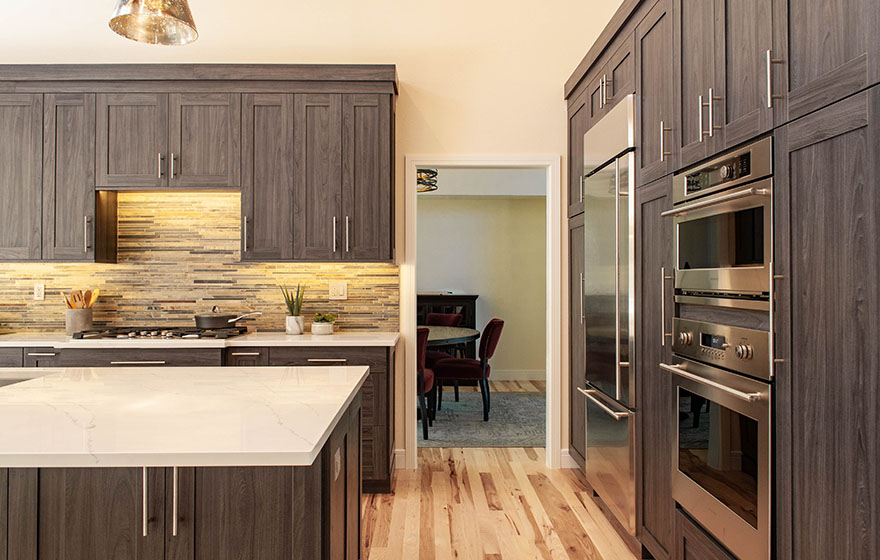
[313,312,337,323]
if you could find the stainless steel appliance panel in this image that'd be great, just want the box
[580,385,635,536]
[673,317,770,381]
[673,136,772,205]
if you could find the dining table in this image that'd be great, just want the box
[420,325,480,347]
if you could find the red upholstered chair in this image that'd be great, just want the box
[425,312,465,400]
[416,327,436,439]
[432,319,504,421]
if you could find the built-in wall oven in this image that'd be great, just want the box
[662,137,775,560]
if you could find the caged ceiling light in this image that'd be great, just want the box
[416,168,439,193]
[109,0,199,46]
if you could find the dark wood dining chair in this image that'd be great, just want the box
[432,318,504,422]
[416,327,436,439]
[425,312,464,401]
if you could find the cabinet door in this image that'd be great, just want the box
[605,33,635,107]
[773,0,880,123]
[715,0,773,149]
[673,0,719,168]
[567,93,587,217]
[294,94,342,261]
[636,0,675,185]
[241,94,294,261]
[774,88,879,560]
[635,176,674,560]
[97,93,168,188]
[675,510,735,560]
[7,468,165,560]
[169,93,241,188]
[0,348,23,367]
[568,215,586,466]
[42,94,96,261]
[341,94,392,261]
[587,69,606,129]
[0,94,42,260]
[23,348,59,367]
[224,347,269,366]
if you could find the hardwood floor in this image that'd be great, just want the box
[362,447,637,560]
[456,379,547,393]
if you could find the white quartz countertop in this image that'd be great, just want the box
[0,366,368,468]
[0,331,400,349]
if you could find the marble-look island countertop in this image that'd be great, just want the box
[0,331,400,349]
[0,366,367,468]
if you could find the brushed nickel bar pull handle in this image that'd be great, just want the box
[579,272,584,325]
[157,153,164,179]
[660,120,672,162]
[307,358,348,363]
[579,175,584,202]
[766,50,785,108]
[577,387,631,420]
[660,363,764,402]
[708,87,722,137]
[83,216,90,253]
[604,75,613,104]
[110,361,167,365]
[142,467,148,537]
[170,153,176,178]
[660,266,673,346]
[698,95,705,142]
[614,157,622,401]
[243,216,248,253]
[345,216,350,253]
[768,262,784,379]
[332,216,338,253]
[230,352,261,356]
[599,76,605,108]
[660,186,770,217]
[172,466,179,537]
[27,352,56,357]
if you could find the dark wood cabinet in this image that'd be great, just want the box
[168,93,240,188]
[241,93,294,261]
[23,348,60,367]
[674,510,735,560]
[568,93,587,217]
[772,0,880,124]
[774,87,880,560]
[341,94,393,261]
[606,33,635,106]
[0,348,23,367]
[635,0,675,184]
[96,93,169,189]
[49,348,222,367]
[223,347,269,366]
[0,94,42,261]
[294,93,343,261]
[568,214,585,467]
[635,175,674,560]
[673,0,719,168]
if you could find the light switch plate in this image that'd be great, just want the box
[329,280,347,300]
[33,284,45,301]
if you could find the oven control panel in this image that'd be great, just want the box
[672,317,770,381]
[673,136,772,205]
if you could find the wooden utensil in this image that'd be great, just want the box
[88,289,100,308]
[83,290,92,308]
[61,291,72,309]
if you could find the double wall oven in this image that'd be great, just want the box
[661,137,774,560]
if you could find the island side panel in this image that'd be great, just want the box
[0,469,6,559]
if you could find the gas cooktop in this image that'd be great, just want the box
[72,326,249,340]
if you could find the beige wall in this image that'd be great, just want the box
[417,195,546,378]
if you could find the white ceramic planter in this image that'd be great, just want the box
[311,322,334,335]
[285,315,305,335]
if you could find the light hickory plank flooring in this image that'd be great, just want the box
[456,379,547,393]
[362,447,637,560]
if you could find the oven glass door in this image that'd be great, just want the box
[672,178,772,296]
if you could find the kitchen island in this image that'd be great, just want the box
[0,366,365,559]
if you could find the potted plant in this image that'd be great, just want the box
[281,284,305,335]
[311,312,336,335]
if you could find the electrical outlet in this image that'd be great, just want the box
[33,284,45,301]
[328,280,348,300]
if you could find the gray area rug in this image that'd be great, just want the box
[418,391,546,447]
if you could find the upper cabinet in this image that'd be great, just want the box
[567,92,588,217]
[587,33,636,129]
[772,0,880,124]
[97,93,240,189]
[0,94,42,260]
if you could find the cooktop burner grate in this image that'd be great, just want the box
[72,326,248,340]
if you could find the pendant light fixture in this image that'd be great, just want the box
[109,0,198,46]
[417,169,439,193]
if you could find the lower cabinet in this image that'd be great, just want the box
[0,348,23,367]
[223,347,269,366]
[674,509,735,560]
[54,348,222,367]
[1,396,361,560]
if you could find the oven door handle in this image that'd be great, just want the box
[577,387,631,420]
[660,186,770,217]
[660,363,764,402]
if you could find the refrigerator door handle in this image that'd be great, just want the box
[614,157,622,401]
[578,387,631,420]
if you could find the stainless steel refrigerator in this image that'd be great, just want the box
[579,93,636,536]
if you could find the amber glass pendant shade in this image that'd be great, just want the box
[109,0,198,46]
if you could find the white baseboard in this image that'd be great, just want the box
[490,369,546,381]
[559,449,581,469]
[394,448,407,469]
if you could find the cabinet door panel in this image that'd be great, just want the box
[0,94,42,260]
[294,94,342,261]
[636,0,675,184]
[97,93,167,188]
[635,176,674,559]
[224,347,269,366]
[674,0,718,168]
[341,94,392,261]
[568,216,585,465]
[169,93,241,188]
[607,34,635,106]
[241,94,294,261]
[43,93,96,261]
[775,88,879,560]
[568,94,587,217]
[675,510,735,560]
[716,0,773,148]
[774,0,880,122]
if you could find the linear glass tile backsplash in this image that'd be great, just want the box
[0,193,399,332]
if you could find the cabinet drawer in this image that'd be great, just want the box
[0,348,23,367]
[223,347,269,366]
[268,346,388,374]
[23,348,60,367]
[57,348,222,367]
[675,510,735,560]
